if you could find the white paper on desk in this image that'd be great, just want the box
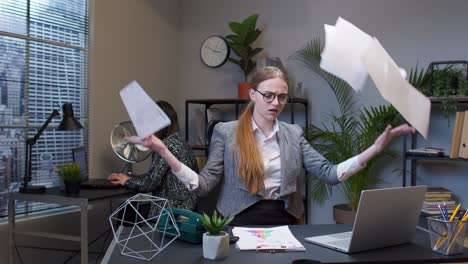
[361,38,431,139]
[232,226,305,251]
[320,17,372,92]
[119,80,171,138]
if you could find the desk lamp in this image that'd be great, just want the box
[19,102,83,194]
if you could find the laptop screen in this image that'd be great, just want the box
[72,146,88,181]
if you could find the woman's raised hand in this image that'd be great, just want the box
[124,135,166,154]
[373,124,416,153]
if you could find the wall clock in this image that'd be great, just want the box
[200,35,230,68]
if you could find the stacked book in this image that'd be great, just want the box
[422,187,457,215]
[450,111,468,159]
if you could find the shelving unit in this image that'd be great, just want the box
[402,96,468,187]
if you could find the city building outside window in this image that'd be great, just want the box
[0,0,89,217]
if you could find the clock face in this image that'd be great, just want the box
[200,36,230,68]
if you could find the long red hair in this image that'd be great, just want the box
[235,67,288,194]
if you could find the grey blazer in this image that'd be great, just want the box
[196,121,340,219]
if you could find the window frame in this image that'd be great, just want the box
[0,0,90,217]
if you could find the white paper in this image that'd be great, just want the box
[119,80,171,138]
[232,226,305,251]
[361,38,431,139]
[320,17,372,92]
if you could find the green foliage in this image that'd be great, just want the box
[408,63,468,126]
[56,162,82,183]
[291,38,402,211]
[225,14,263,82]
[199,211,234,236]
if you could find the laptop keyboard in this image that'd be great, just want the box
[328,239,350,248]
[329,231,352,239]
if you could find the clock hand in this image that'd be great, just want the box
[206,45,222,53]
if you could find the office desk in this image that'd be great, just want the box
[9,187,137,264]
[103,224,468,264]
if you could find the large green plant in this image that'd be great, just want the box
[225,14,263,82]
[291,39,402,211]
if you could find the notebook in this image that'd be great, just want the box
[305,185,427,253]
[72,147,119,189]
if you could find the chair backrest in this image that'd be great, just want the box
[205,119,222,149]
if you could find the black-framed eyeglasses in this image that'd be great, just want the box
[254,89,289,104]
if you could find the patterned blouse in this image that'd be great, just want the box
[125,133,198,214]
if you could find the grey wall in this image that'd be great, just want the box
[89,0,180,179]
[176,0,468,223]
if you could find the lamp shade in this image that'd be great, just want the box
[58,102,83,130]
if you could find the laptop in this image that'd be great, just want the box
[305,185,426,253]
[72,146,119,189]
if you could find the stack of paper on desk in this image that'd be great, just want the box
[232,226,305,251]
[320,17,431,139]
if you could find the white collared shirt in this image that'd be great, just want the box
[173,121,364,194]
[252,118,281,199]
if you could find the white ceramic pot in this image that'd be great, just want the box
[202,231,229,260]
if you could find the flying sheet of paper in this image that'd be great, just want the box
[361,38,431,139]
[119,80,171,138]
[320,17,372,92]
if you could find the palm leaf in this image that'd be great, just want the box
[292,38,402,209]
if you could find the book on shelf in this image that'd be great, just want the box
[425,194,452,200]
[421,208,456,215]
[423,200,456,206]
[425,187,452,200]
[450,111,465,158]
[407,147,444,157]
[459,110,468,159]
[426,187,452,193]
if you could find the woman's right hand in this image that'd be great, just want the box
[125,134,182,172]
[108,173,130,185]
[125,135,166,154]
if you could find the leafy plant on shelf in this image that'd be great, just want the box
[199,211,234,236]
[409,63,468,126]
[56,162,82,183]
[291,38,402,211]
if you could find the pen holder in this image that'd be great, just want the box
[427,216,468,255]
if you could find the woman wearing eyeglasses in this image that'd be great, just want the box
[126,66,415,226]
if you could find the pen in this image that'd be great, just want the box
[439,204,447,221]
[443,203,450,220]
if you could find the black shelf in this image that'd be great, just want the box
[185,97,309,153]
[405,154,468,162]
[430,96,468,104]
[402,97,468,187]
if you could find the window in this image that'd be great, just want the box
[0,0,89,217]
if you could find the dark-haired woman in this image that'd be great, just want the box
[108,100,198,212]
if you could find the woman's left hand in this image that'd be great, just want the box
[374,124,416,153]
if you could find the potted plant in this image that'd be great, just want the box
[291,39,402,223]
[409,61,468,126]
[56,162,82,195]
[225,14,263,98]
[199,211,234,260]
